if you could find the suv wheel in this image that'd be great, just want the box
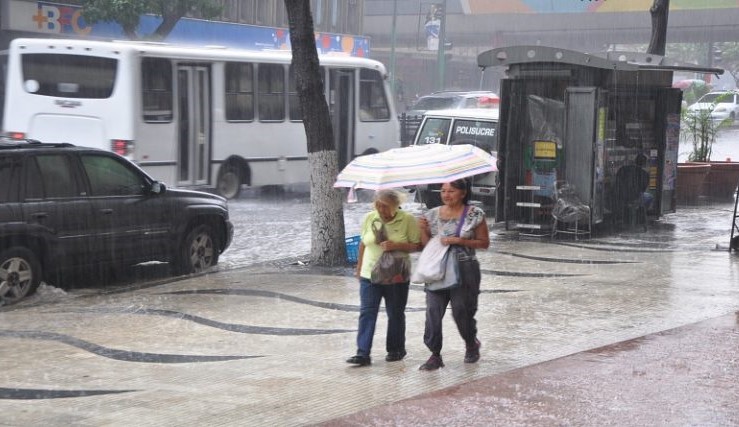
[0,247,42,305]
[175,224,219,275]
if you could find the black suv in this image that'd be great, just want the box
[0,140,233,304]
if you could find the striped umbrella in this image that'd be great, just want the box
[334,144,497,190]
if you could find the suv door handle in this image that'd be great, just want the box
[100,209,114,215]
[31,212,48,219]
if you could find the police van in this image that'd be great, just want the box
[412,108,498,209]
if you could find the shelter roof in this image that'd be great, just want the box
[478,45,723,76]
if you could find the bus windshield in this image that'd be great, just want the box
[22,53,117,99]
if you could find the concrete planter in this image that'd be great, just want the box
[676,163,711,204]
[678,161,739,203]
[703,161,739,200]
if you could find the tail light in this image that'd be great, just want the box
[5,132,26,140]
[111,139,134,158]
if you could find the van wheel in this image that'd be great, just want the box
[0,247,42,305]
[217,165,242,199]
[174,225,219,275]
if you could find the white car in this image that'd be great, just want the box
[687,91,739,123]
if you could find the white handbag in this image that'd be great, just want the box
[411,235,449,284]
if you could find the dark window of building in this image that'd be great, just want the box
[256,1,271,25]
[239,0,255,23]
[275,2,289,27]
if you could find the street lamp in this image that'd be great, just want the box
[390,0,398,93]
[435,0,446,91]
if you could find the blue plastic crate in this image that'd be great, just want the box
[345,235,361,263]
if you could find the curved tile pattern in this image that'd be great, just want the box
[0,387,135,400]
[89,308,356,335]
[0,330,259,363]
[556,242,675,253]
[480,269,587,278]
[161,289,427,312]
[495,250,638,265]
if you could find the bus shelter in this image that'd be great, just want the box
[478,46,722,235]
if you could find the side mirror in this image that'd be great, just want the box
[151,181,166,194]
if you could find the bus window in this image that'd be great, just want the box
[288,65,302,121]
[142,57,173,122]
[288,65,326,122]
[258,63,285,121]
[225,62,254,121]
[359,68,390,121]
[21,54,116,99]
[0,53,6,125]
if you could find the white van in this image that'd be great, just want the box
[412,108,498,209]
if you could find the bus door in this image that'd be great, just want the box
[176,65,211,186]
[329,69,355,169]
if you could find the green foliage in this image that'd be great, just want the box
[81,0,221,39]
[681,93,732,162]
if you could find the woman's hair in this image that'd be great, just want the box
[448,178,471,204]
[374,189,407,207]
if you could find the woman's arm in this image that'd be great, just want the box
[380,240,422,252]
[356,242,365,277]
[441,217,490,249]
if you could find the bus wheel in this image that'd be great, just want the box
[217,165,242,199]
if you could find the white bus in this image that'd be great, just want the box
[0,37,400,198]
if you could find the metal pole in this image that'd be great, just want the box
[390,0,398,93]
[436,0,446,91]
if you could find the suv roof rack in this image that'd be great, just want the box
[0,139,76,149]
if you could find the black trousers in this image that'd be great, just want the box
[423,258,481,354]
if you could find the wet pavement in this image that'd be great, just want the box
[0,200,738,426]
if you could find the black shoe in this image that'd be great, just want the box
[346,355,371,366]
[419,354,444,371]
[464,339,481,364]
[385,350,407,362]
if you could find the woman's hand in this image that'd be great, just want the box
[440,236,461,246]
[379,240,396,251]
[418,217,429,233]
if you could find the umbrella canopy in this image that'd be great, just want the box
[673,79,707,90]
[334,144,497,190]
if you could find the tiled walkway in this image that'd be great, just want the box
[1,203,737,426]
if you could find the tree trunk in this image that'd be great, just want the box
[284,0,347,266]
[647,0,669,56]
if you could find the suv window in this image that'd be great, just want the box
[81,154,145,196]
[26,154,78,199]
[0,156,20,202]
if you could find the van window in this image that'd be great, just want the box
[449,119,497,151]
[416,117,451,145]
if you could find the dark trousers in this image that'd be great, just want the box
[423,259,480,354]
[356,278,410,357]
